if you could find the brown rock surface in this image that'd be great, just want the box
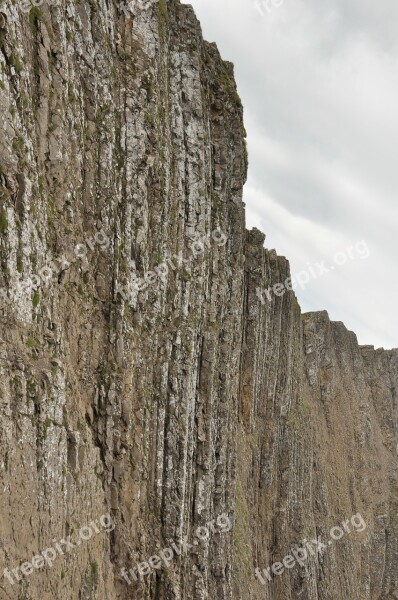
[0,1,397,599]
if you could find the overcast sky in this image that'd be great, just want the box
[182,0,398,349]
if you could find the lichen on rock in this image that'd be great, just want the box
[0,1,397,599]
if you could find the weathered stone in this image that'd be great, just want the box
[0,1,397,599]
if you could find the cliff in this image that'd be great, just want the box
[0,1,397,599]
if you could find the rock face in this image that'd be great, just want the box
[0,1,397,599]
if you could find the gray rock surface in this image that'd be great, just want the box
[0,1,397,599]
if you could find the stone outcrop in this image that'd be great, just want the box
[0,1,397,599]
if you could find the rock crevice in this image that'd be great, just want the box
[0,1,397,599]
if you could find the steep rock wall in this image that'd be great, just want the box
[0,1,397,600]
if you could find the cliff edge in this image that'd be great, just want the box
[0,1,397,599]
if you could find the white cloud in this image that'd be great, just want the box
[183,0,398,348]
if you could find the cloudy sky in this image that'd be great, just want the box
[182,0,398,349]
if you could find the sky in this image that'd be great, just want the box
[181,0,398,349]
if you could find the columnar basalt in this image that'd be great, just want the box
[0,1,397,599]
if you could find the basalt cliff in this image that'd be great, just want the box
[0,1,397,599]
